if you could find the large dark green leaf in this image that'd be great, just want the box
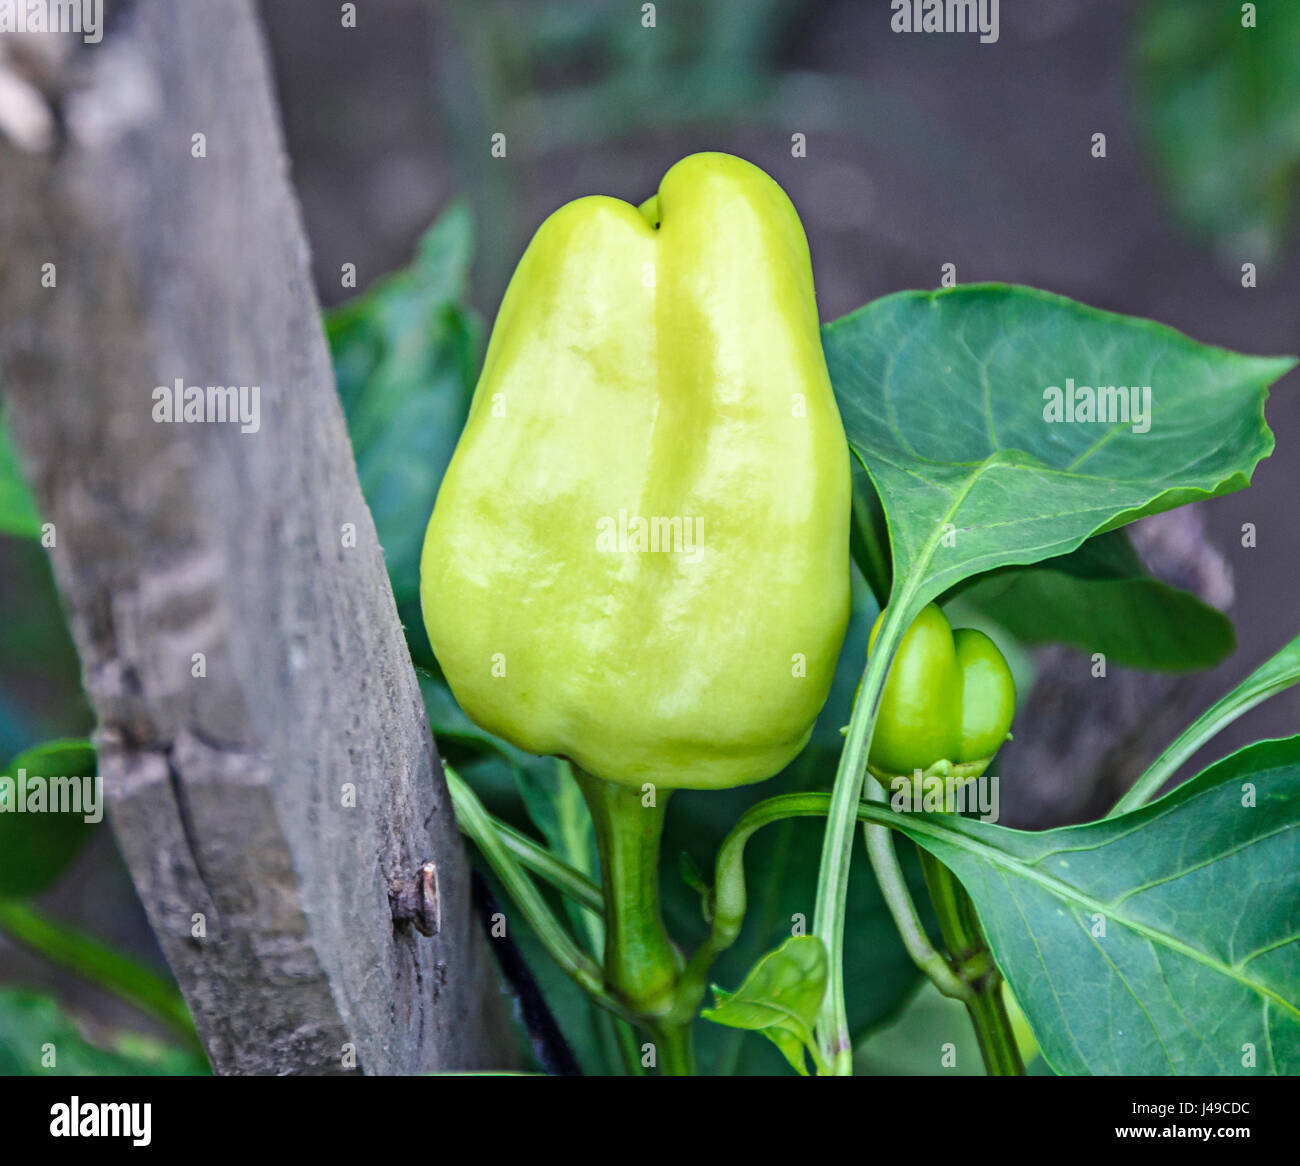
[883,738,1300,1075]
[0,740,98,895]
[954,528,1235,671]
[861,447,1235,672]
[823,285,1293,627]
[1138,0,1300,263]
[326,204,482,616]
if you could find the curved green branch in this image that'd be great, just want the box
[1112,630,1300,816]
[860,799,970,1002]
[811,596,912,1071]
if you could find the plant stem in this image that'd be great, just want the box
[573,768,695,1074]
[812,597,911,1074]
[676,789,945,1023]
[680,789,1027,1074]
[0,899,201,1050]
[649,1017,696,1076]
[490,813,605,914]
[446,766,627,1018]
[917,849,1024,1076]
[609,1012,647,1077]
[860,803,970,1001]
[1110,631,1300,816]
[673,792,821,1020]
[964,980,1025,1077]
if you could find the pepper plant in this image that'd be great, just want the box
[331,153,1300,1076]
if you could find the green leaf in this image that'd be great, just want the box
[0,740,98,895]
[0,991,209,1075]
[510,756,612,1059]
[701,936,828,1075]
[849,461,892,608]
[880,738,1300,1075]
[1137,0,1300,264]
[326,203,482,615]
[0,409,41,539]
[0,538,92,765]
[955,550,1235,671]
[858,448,1231,673]
[823,284,1293,622]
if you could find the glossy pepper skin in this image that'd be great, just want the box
[867,603,1015,779]
[420,153,850,791]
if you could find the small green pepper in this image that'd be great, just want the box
[867,603,1015,781]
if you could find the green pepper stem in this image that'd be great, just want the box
[573,768,696,1074]
[860,804,970,1002]
[678,790,1029,1075]
[917,848,1025,1076]
[574,770,678,1014]
[672,791,816,1021]
[813,597,911,1074]
[648,1019,696,1076]
[964,983,1026,1077]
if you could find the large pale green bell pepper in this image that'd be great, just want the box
[421,152,850,790]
